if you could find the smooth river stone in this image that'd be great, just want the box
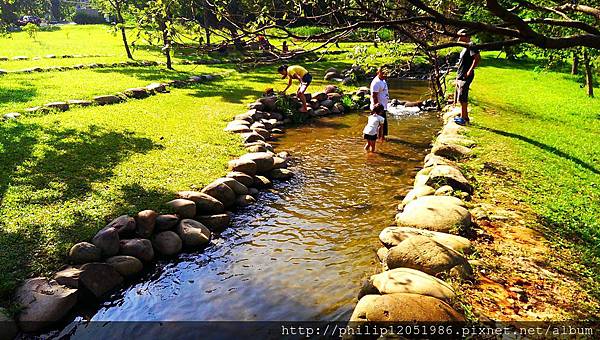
[431,143,472,160]
[379,226,473,254]
[385,235,469,275]
[425,165,473,194]
[350,293,464,322]
[399,185,435,209]
[395,195,471,233]
[361,268,456,301]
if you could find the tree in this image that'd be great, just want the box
[93,0,134,59]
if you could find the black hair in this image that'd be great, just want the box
[372,103,385,114]
[278,65,288,73]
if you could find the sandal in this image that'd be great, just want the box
[454,117,467,126]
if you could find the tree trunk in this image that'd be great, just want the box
[159,20,173,70]
[203,8,211,46]
[572,51,579,75]
[584,49,594,98]
[115,3,133,60]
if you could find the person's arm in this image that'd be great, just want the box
[466,53,480,78]
[282,77,292,93]
[378,122,384,139]
[371,83,380,105]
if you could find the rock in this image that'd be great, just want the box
[395,196,471,233]
[106,255,144,277]
[3,112,20,120]
[248,187,259,196]
[313,92,328,101]
[155,214,179,231]
[350,293,464,322]
[228,159,258,176]
[435,185,454,196]
[166,199,197,218]
[176,219,211,247]
[399,185,435,210]
[153,231,182,256]
[272,157,287,170]
[361,268,456,301]
[342,77,353,85]
[386,236,469,275]
[93,95,122,105]
[236,194,256,207]
[67,99,93,107]
[231,119,251,126]
[271,128,284,135]
[15,278,78,332]
[53,268,82,288]
[246,144,267,153]
[251,127,271,140]
[247,102,265,110]
[252,175,272,189]
[250,122,266,130]
[124,88,149,99]
[12,56,28,60]
[325,67,339,74]
[440,120,467,135]
[92,227,120,257]
[379,226,473,254]
[258,96,277,111]
[135,210,157,238]
[224,124,251,134]
[0,307,17,340]
[119,239,154,262]
[177,191,225,215]
[277,151,289,159]
[268,168,294,180]
[424,153,456,168]
[201,181,236,208]
[239,152,275,173]
[44,102,69,111]
[320,99,334,109]
[196,213,230,232]
[235,112,254,123]
[327,92,342,101]
[324,71,339,80]
[226,172,254,187]
[79,263,123,298]
[146,82,168,93]
[426,165,473,194]
[215,177,248,196]
[69,242,101,264]
[376,247,388,263]
[24,106,48,114]
[241,132,265,144]
[437,134,476,147]
[107,215,136,236]
[432,143,472,160]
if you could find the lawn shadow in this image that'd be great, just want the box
[0,84,37,107]
[476,125,600,175]
[92,66,194,82]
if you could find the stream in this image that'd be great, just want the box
[48,80,440,338]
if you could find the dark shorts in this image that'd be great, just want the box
[364,133,377,141]
[299,73,312,93]
[456,77,473,103]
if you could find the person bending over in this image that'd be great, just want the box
[278,64,312,112]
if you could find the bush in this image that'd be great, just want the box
[289,26,326,37]
[73,11,105,25]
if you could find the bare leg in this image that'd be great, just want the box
[364,142,369,151]
[298,90,308,112]
[371,140,377,153]
[461,101,469,121]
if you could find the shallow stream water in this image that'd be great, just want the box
[49,80,439,338]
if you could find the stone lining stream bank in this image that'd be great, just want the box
[347,105,479,324]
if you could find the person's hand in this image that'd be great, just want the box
[466,69,473,78]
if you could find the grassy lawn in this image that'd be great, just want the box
[465,54,600,296]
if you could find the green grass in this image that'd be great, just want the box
[464,53,600,295]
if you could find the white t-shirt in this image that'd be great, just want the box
[370,76,389,110]
[363,114,385,136]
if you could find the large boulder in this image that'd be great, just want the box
[69,242,101,264]
[386,236,470,275]
[91,227,120,257]
[153,231,183,256]
[313,92,328,101]
[359,268,455,301]
[119,239,154,262]
[257,96,277,111]
[135,210,157,238]
[166,198,197,218]
[79,263,123,298]
[176,219,211,247]
[106,255,144,277]
[228,159,258,176]
[124,87,149,99]
[226,172,254,187]
[426,165,473,194]
[106,215,136,236]
[399,185,435,210]
[201,181,236,208]
[395,196,471,233]
[437,134,476,147]
[350,293,464,322]
[424,153,456,168]
[268,168,294,180]
[379,226,473,254]
[324,71,339,81]
[224,123,251,134]
[196,213,231,232]
[93,95,122,105]
[215,177,248,196]
[431,143,472,160]
[236,194,256,207]
[15,278,78,332]
[272,157,287,170]
[155,214,179,231]
[177,191,225,215]
[239,152,275,173]
[252,175,272,189]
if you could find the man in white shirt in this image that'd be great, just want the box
[370,67,389,141]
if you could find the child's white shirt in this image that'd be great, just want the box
[363,115,385,135]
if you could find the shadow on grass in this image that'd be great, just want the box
[0,85,37,106]
[0,121,165,298]
[92,66,194,82]
[476,125,600,175]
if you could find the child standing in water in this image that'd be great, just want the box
[363,103,386,153]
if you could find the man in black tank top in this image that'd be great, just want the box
[454,29,480,125]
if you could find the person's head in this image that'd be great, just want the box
[457,29,471,43]
[376,66,387,80]
[372,103,385,115]
[278,64,288,79]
